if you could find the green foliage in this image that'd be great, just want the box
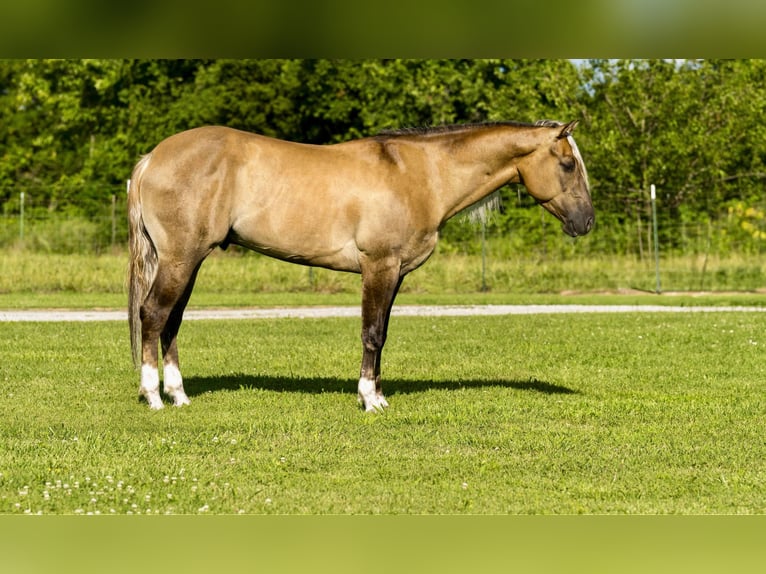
[1,59,765,257]
[576,59,766,254]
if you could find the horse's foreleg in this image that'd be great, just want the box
[358,257,403,412]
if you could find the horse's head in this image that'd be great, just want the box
[517,120,594,237]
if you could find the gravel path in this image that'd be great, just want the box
[2,304,766,322]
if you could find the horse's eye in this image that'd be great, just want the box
[561,158,576,172]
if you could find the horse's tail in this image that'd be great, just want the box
[127,154,158,369]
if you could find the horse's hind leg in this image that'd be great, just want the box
[159,263,203,407]
[139,258,202,409]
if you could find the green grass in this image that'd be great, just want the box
[1,249,766,309]
[1,312,765,514]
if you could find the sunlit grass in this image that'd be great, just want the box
[1,313,765,514]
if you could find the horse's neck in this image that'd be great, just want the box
[436,127,537,221]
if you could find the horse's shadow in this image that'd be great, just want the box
[182,373,579,398]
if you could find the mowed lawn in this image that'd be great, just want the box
[0,311,764,514]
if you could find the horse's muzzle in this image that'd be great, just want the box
[563,213,594,238]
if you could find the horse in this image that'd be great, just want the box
[127,120,594,412]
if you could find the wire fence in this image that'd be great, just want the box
[1,189,128,254]
[2,188,765,292]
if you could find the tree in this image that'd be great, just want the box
[575,59,766,253]
[3,58,763,256]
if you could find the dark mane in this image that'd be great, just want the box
[376,120,563,137]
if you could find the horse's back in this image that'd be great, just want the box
[149,126,283,171]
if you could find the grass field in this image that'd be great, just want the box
[1,249,766,309]
[1,311,764,514]
[2,248,765,514]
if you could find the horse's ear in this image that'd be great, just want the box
[558,120,579,139]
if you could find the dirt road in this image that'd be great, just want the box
[2,304,765,322]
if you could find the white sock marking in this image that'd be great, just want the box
[358,377,388,412]
[163,363,191,407]
[140,364,163,410]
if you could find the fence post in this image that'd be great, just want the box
[111,194,117,247]
[651,184,661,294]
[19,191,25,246]
[480,218,488,292]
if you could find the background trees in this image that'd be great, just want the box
[1,58,764,255]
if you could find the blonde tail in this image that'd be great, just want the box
[127,154,158,369]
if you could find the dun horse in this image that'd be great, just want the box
[128,121,594,411]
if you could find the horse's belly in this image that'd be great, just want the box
[230,228,362,273]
